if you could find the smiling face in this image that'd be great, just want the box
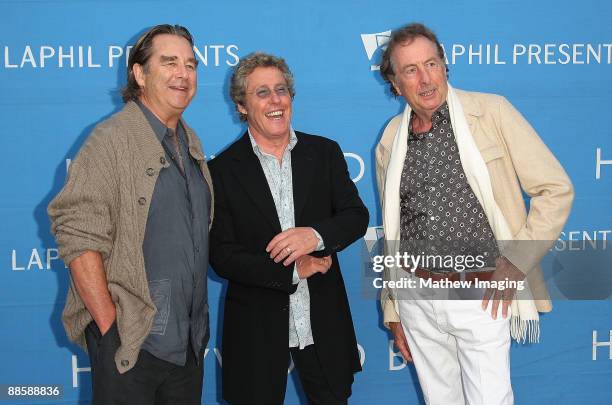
[390,35,448,122]
[238,66,292,144]
[134,34,197,127]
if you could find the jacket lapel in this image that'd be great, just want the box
[291,133,316,224]
[231,133,282,233]
[457,90,483,137]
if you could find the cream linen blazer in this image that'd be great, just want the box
[375,89,574,324]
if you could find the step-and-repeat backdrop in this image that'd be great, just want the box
[1,1,611,403]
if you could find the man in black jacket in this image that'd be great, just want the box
[209,52,369,404]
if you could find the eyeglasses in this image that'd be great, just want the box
[247,85,290,99]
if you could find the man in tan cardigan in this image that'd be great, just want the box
[48,25,213,405]
[375,23,573,404]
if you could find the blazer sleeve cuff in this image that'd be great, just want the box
[382,296,401,328]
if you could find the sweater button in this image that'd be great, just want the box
[160,156,166,165]
[121,360,129,367]
[138,197,146,205]
[146,168,155,176]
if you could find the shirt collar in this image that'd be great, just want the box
[248,127,298,156]
[433,101,450,125]
[136,100,182,142]
[409,101,449,139]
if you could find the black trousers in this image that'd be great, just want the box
[290,345,348,405]
[84,321,204,405]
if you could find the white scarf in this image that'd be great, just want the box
[382,84,540,343]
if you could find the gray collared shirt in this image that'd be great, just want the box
[249,129,321,349]
[137,101,211,365]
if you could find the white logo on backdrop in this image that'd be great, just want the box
[592,330,612,360]
[71,345,365,388]
[596,148,612,179]
[552,230,611,252]
[364,226,385,255]
[11,248,63,271]
[389,339,408,370]
[71,355,90,388]
[360,29,612,68]
[360,30,391,71]
[3,44,239,69]
[344,152,365,183]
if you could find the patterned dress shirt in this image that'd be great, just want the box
[399,102,499,272]
[249,130,317,349]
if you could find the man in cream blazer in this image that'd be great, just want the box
[375,23,573,404]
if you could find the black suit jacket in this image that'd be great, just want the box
[209,131,369,404]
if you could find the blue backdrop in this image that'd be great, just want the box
[1,1,611,403]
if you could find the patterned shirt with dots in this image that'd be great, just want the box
[399,102,500,272]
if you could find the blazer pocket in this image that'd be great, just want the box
[479,145,505,163]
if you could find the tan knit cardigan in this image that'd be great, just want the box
[48,101,214,373]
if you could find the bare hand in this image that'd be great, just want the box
[267,227,320,266]
[481,256,526,319]
[296,255,331,279]
[389,321,412,362]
